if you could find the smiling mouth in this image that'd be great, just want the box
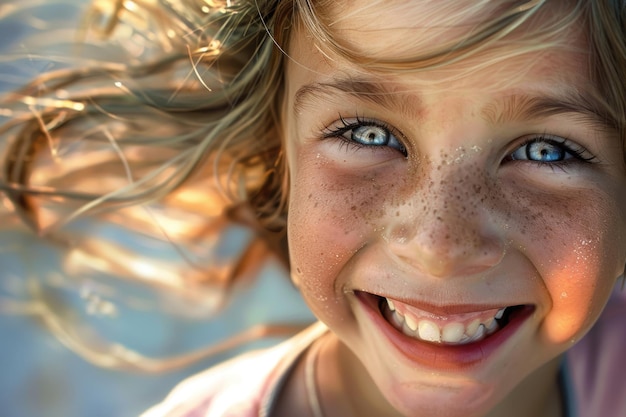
[374,295,527,346]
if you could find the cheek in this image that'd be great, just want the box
[506,185,626,344]
[286,151,397,311]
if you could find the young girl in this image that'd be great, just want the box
[2,0,626,416]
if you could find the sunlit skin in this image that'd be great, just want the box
[282,1,626,417]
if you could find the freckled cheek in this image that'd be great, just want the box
[508,188,625,344]
[286,157,396,306]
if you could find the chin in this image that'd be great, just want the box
[380,377,499,417]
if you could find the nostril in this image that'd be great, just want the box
[387,227,505,278]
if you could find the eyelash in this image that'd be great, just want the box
[504,135,597,168]
[320,116,597,168]
[321,115,408,156]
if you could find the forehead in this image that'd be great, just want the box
[286,0,592,105]
[315,0,582,61]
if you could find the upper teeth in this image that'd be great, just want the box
[384,297,506,345]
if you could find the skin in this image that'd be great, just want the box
[281,1,626,417]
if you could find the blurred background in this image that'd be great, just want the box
[0,249,313,417]
[0,1,315,416]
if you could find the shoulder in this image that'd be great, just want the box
[141,322,327,417]
[566,289,626,417]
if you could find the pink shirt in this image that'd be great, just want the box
[564,289,626,417]
[143,291,626,417]
[141,322,327,417]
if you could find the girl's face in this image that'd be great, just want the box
[284,1,626,416]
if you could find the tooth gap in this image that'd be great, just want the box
[496,305,521,326]
[378,296,386,312]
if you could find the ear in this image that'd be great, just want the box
[291,272,301,289]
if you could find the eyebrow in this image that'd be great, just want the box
[481,92,618,132]
[294,77,420,119]
[293,76,618,133]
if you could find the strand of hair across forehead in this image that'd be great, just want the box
[292,0,592,74]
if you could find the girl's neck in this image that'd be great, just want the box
[316,334,564,417]
[319,335,404,417]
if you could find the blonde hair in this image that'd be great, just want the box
[1,0,625,370]
[1,0,289,232]
[0,0,294,371]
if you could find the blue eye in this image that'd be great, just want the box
[352,125,390,146]
[323,116,407,155]
[508,137,594,164]
[510,139,567,162]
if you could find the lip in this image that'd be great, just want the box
[355,291,535,370]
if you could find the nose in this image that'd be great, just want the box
[386,168,505,278]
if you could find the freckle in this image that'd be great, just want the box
[351,206,356,211]
[314,202,318,207]
[308,193,312,199]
